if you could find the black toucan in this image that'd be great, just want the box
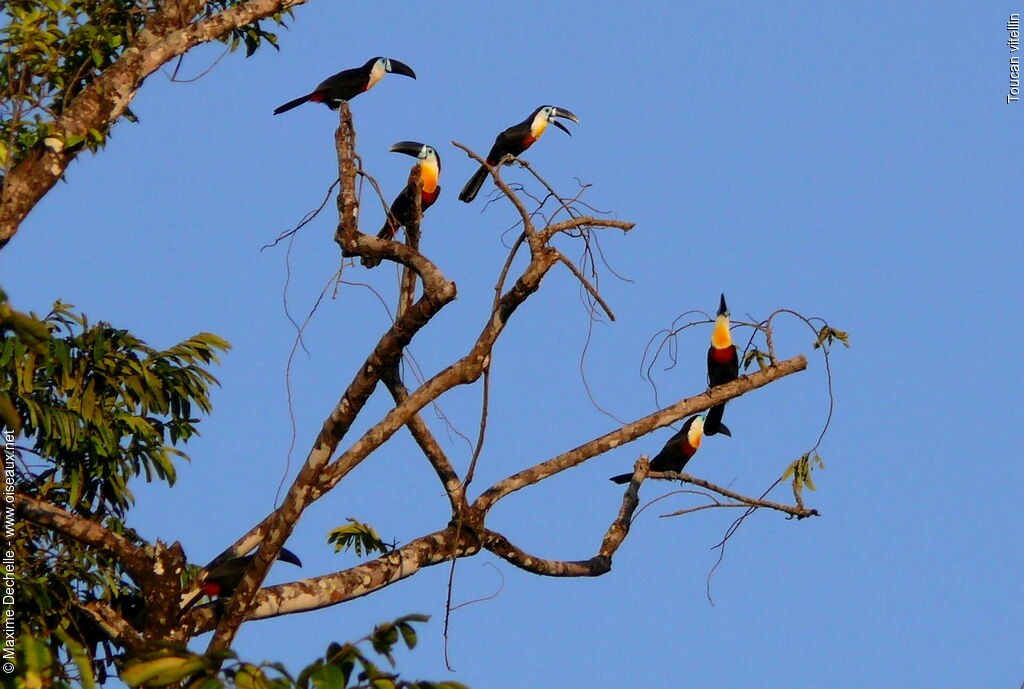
[200,547,302,599]
[273,57,416,115]
[458,105,579,203]
[359,141,441,269]
[705,293,739,437]
[609,415,705,484]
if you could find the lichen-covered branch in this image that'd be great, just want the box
[187,527,480,634]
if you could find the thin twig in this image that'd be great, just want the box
[554,252,615,321]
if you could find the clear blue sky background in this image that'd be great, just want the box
[4,1,1022,687]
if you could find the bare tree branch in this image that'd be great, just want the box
[540,216,635,243]
[474,355,808,512]
[554,251,616,321]
[451,142,536,237]
[482,456,645,576]
[381,365,465,510]
[168,111,823,656]
[652,472,820,519]
[205,105,455,652]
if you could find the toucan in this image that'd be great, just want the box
[357,141,441,269]
[609,415,705,484]
[458,105,579,203]
[705,293,739,437]
[200,547,302,599]
[273,57,416,115]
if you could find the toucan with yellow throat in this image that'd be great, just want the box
[358,141,441,269]
[458,105,579,202]
[609,415,706,484]
[705,293,739,437]
[273,57,416,115]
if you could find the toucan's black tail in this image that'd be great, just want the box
[704,405,731,437]
[458,164,489,202]
[360,222,397,269]
[609,473,633,485]
[273,94,311,115]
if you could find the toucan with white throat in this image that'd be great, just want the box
[273,57,416,115]
[609,415,706,484]
[458,105,579,202]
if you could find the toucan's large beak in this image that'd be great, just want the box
[550,107,580,136]
[551,119,573,136]
[277,547,303,567]
[389,141,426,158]
[553,107,580,124]
[386,59,416,79]
[718,293,728,317]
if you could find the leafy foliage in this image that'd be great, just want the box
[813,325,851,349]
[741,347,771,371]
[12,615,466,689]
[3,291,229,682]
[781,452,826,495]
[295,614,469,689]
[0,0,289,175]
[3,298,230,515]
[327,519,392,558]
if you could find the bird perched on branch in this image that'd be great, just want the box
[358,141,441,269]
[705,293,739,437]
[200,547,303,599]
[609,415,706,484]
[458,105,579,203]
[273,57,416,115]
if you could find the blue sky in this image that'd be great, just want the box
[4,1,1022,687]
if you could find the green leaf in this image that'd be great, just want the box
[121,655,196,686]
[310,662,347,689]
[19,635,53,674]
[780,462,796,481]
[54,627,96,689]
[327,519,390,558]
[396,622,417,650]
